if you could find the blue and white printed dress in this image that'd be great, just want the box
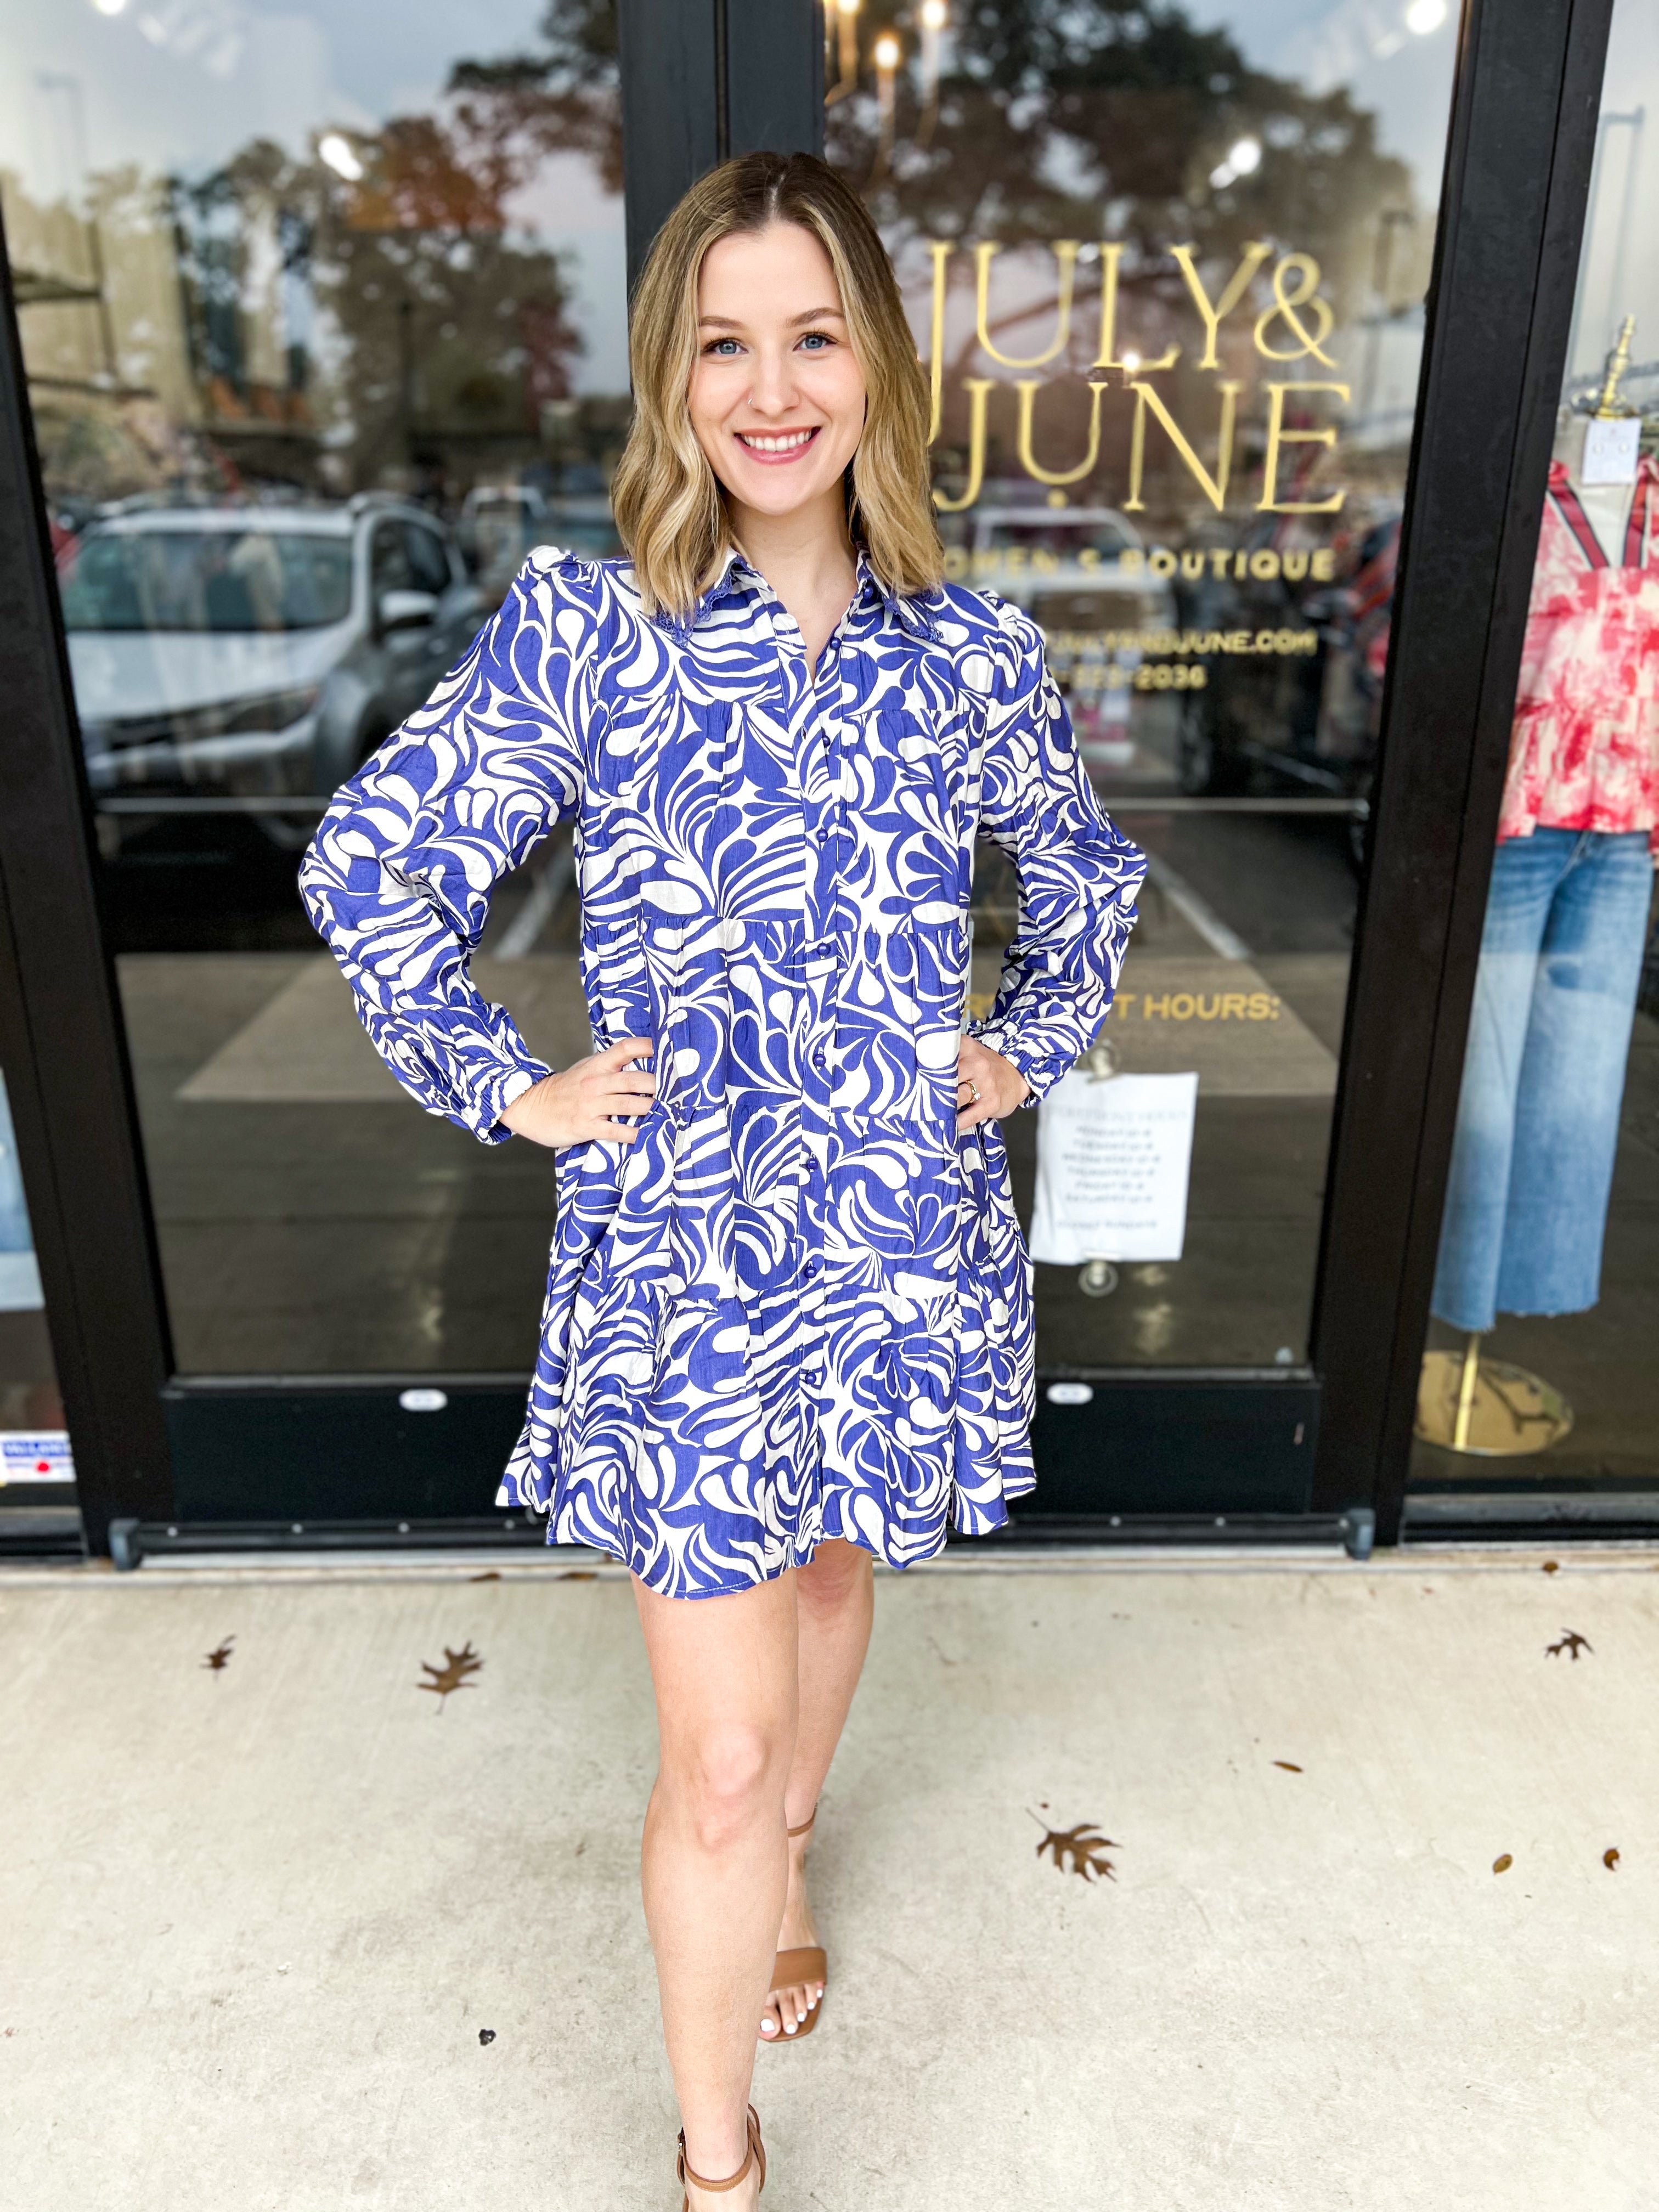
[301,545,1144,1596]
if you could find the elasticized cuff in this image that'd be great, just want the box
[968,1023,1060,1108]
[471,1056,552,1144]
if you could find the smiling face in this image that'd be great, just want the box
[688,221,868,528]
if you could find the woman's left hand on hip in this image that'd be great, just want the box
[955,1033,1031,1133]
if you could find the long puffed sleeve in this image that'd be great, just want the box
[970,600,1146,1101]
[298,554,592,1142]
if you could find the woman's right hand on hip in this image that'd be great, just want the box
[499,1038,656,1149]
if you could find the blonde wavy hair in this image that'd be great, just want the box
[611,151,942,618]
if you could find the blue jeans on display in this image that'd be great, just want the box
[1431,828,1653,1334]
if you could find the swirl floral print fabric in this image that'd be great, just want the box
[301,546,1144,1596]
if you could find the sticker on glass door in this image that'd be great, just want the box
[1,1434,75,1485]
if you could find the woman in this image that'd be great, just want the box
[301,151,1142,2209]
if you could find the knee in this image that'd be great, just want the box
[673,1722,788,1854]
[797,1538,872,1619]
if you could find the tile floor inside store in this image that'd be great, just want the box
[2,1549,1655,2212]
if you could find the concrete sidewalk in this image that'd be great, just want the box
[2,1548,1655,2211]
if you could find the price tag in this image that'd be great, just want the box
[1582,416,1641,485]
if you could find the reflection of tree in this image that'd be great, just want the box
[14,0,623,509]
[832,0,1414,314]
[167,117,584,492]
[329,120,583,483]
[447,0,623,195]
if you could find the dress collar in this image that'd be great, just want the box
[670,543,940,642]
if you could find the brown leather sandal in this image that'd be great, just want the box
[676,2103,765,2208]
[760,1808,827,2044]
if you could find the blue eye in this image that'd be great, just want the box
[799,332,831,351]
[707,337,741,357]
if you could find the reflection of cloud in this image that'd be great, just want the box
[136,0,245,80]
[1284,0,1448,95]
[0,0,363,198]
[505,156,628,397]
[1219,0,1458,200]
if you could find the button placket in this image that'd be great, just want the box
[758,585,876,1394]
[761,606,828,1359]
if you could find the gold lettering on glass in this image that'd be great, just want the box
[923,234,1348,513]
[973,240,1082,368]
[1092,244,1180,373]
[1125,381,1242,512]
[933,376,995,511]
[1254,256,1338,366]
[926,240,952,443]
[1258,383,1350,512]
[1168,242,1273,370]
[1014,377,1113,486]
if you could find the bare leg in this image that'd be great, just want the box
[759,1538,874,2045]
[634,1570,798,2210]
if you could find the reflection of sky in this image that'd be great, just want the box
[0,0,628,391]
[1184,0,1458,203]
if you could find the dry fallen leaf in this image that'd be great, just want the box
[560,1570,599,1582]
[419,1643,483,1704]
[1542,1560,1560,1574]
[1545,1629,1592,1661]
[1035,1821,1119,1882]
[1493,1854,1513,1874]
[202,1638,235,1673]
[470,1571,501,1583]
[1604,1848,1620,1871]
[1272,1760,1303,1773]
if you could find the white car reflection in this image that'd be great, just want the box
[61,498,483,831]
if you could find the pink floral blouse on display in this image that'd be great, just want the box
[1499,455,1659,855]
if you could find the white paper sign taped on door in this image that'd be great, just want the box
[1028,1070,1199,1267]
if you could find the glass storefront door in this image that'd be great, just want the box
[825,0,1457,1508]
[0,0,1611,1544]
[1,0,628,1513]
[1408,0,1659,1528]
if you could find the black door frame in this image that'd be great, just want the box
[0,206,174,1554]
[0,0,1618,1558]
[1308,0,1616,1539]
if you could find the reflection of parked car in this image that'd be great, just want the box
[60,498,484,827]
